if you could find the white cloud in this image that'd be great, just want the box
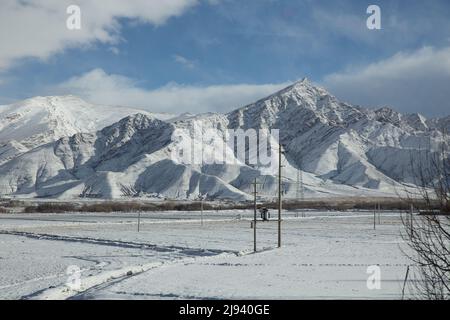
[56,68,289,113]
[173,54,195,69]
[323,46,450,117]
[0,0,198,70]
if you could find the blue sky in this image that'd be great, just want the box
[0,0,450,116]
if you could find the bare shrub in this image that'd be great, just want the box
[24,203,77,213]
[2,200,25,208]
[401,133,450,299]
[80,202,144,213]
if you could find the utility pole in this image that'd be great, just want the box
[301,169,305,217]
[296,170,299,218]
[200,127,205,227]
[296,166,305,218]
[201,197,204,227]
[300,170,304,202]
[251,178,261,253]
[378,203,381,224]
[197,194,206,227]
[278,142,283,248]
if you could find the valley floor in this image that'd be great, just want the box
[0,210,414,299]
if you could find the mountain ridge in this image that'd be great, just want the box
[0,81,448,200]
[0,95,176,164]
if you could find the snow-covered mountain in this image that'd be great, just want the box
[0,95,173,164]
[227,79,448,188]
[0,80,448,200]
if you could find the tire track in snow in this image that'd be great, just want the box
[0,230,237,256]
[68,249,254,300]
[1,230,251,300]
[30,251,252,300]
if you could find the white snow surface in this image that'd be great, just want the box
[0,210,414,300]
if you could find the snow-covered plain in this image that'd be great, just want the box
[0,210,413,299]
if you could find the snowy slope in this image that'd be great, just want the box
[0,114,250,200]
[0,95,173,163]
[227,78,448,189]
[0,81,448,200]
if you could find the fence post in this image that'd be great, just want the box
[378,203,381,224]
[137,211,141,232]
[409,204,414,234]
[402,265,410,300]
[373,205,376,230]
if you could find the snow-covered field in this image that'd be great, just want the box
[0,210,413,300]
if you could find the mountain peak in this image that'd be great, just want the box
[119,112,155,125]
[374,107,401,124]
[102,113,169,136]
[15,94,88,107]
[295,77,310,85]
[0,95,160,150]
[276,78,330,99]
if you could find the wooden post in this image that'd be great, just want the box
[402,265,410,300]
[378,203,381,224]
[201,198,204,227]
[198,194,206,227]
[373,205,376,230]
[410,204,413,235]
[278,143,282,248]
[137,211,141,232]
[253,178,257,253]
